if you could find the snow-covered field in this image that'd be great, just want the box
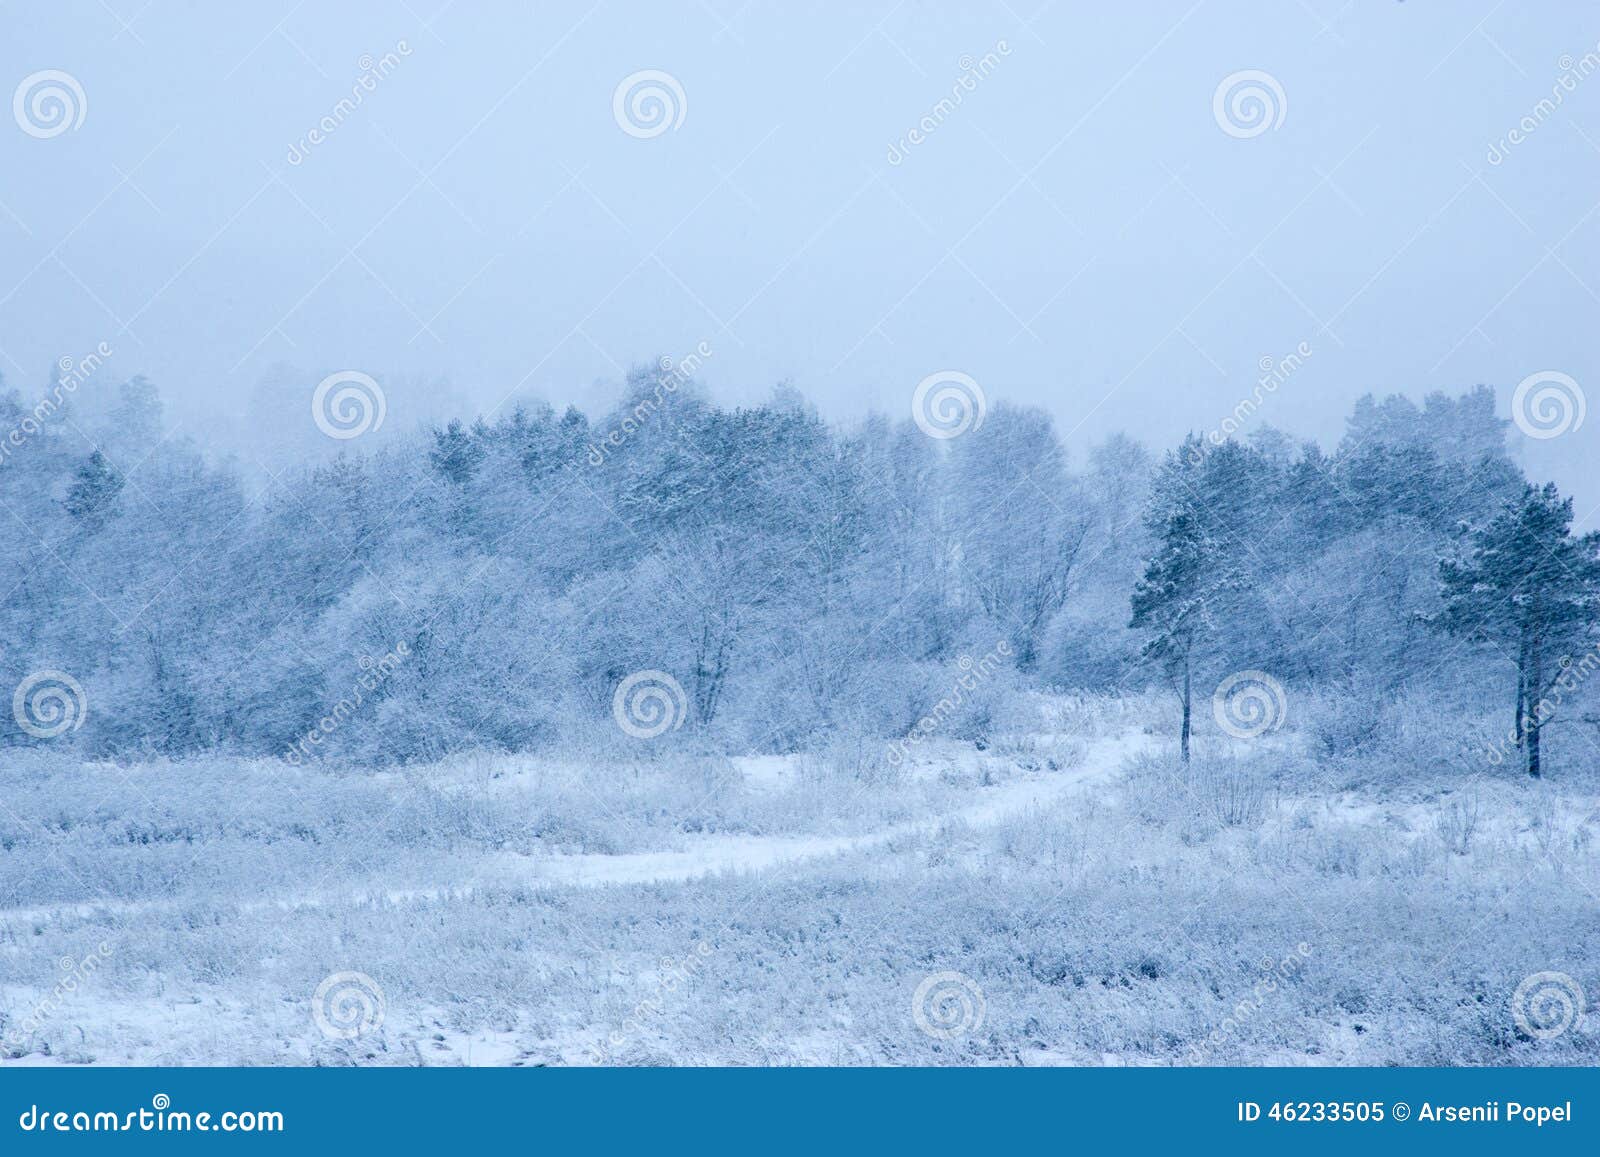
[2,693,1595,1066]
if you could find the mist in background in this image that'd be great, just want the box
[2,0,1596,519]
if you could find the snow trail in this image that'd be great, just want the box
[0,731,1149,926]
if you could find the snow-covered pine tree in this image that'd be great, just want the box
[64,449,124,530]
[1435,481,1600,777]
[1129,436,1246,764]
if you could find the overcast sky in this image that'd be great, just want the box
[3,1,1596,520]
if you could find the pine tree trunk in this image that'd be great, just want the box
[1527,632,1543,779]
[1513,641,1525,752]
[1179,663,1191,765]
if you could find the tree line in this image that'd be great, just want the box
[0,367,1593,774]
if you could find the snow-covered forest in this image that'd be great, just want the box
[1,366,1597,1066]
[1,374,1581,766]
[5,0,1599,1073]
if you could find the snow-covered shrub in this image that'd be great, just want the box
[798,726,901,788]
[1434,793,1480,856]
[1191,758,1272,827]
[1294,681,1519,789]
[1303,680,1388,759]
[1039,688,1172,740]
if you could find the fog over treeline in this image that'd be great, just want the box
[4,358,1590,782]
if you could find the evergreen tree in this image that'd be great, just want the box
[1131,508,1208,763]
[1435,482,1600,777]
[1130,438,1245,763]
[430,418,486,484]
[64,450,123,529]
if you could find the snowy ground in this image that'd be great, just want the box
[1,694,1596,1066]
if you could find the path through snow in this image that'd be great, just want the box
[0,730,1151,926]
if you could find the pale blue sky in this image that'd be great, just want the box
[2,1,1596,517]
